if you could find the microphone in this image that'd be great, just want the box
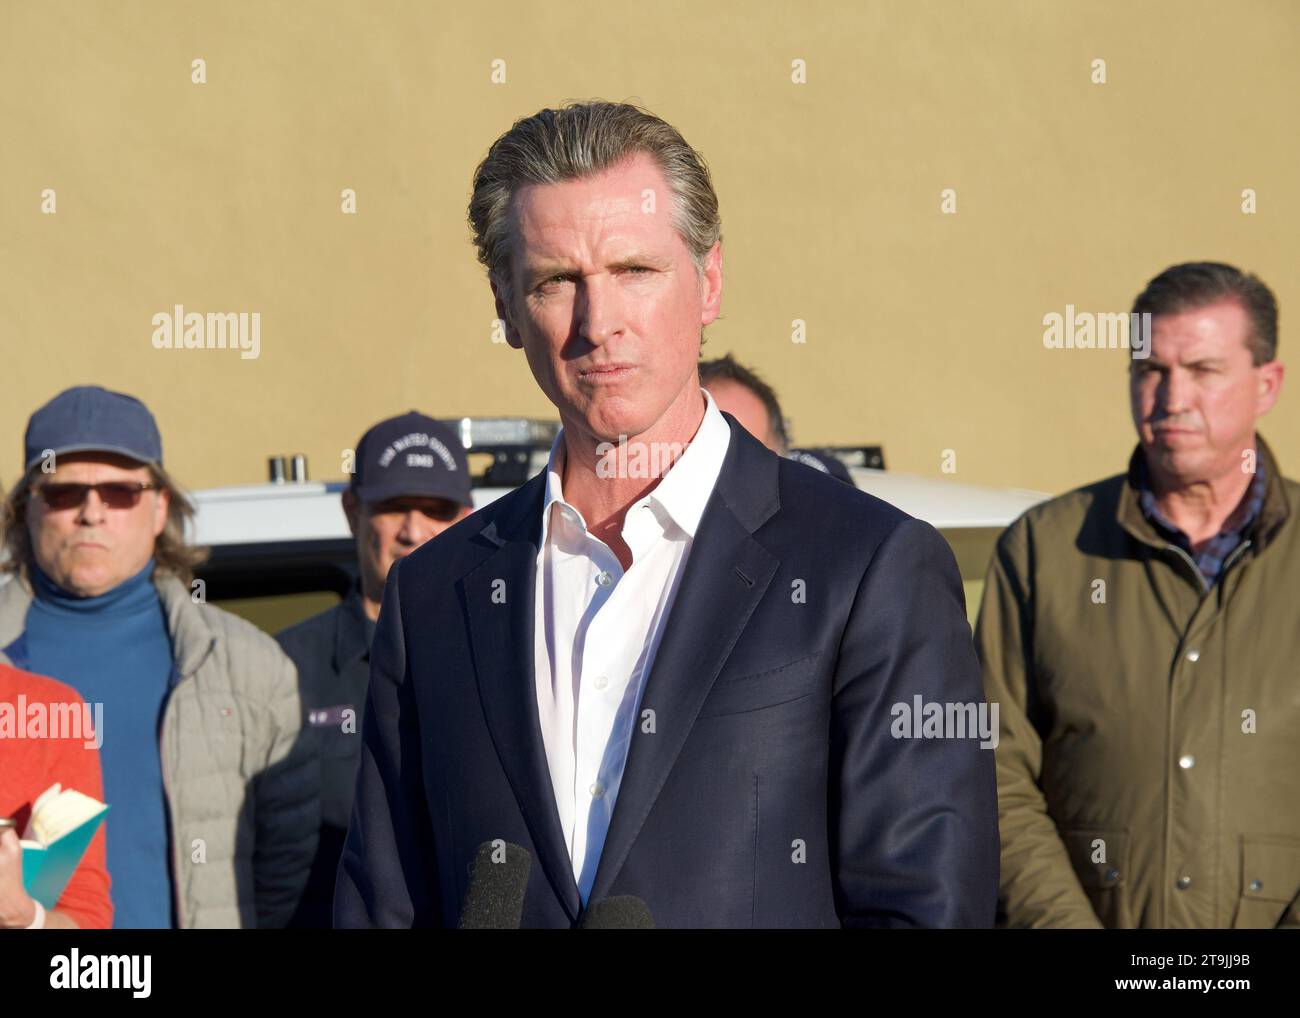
[578,895,656,929]
[458,841,532,929]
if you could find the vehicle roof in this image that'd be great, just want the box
[188,482,512,545]
[188,471,1046,546]
[847,468,1045,530]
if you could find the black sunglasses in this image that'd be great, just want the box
[34,481,158,511]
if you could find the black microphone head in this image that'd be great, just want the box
[578,895,656,929]
[458,841,532,929]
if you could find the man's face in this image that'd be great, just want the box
[345,492,471,600]
[1129,298,1284,488]
[493,151,723,445]
[27,452,169,597]
[704,379,782,452]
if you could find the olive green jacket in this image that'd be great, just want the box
[0,572,318,928]
[976,436,1300,928]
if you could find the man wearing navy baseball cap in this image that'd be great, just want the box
[0,385,318,928]
[276,411,474,927]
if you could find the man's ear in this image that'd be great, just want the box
[489,276,525,350]
[152,485,170,538]
[699,241,723,328]
[1255,359,1285,417]
[341,489,361,538]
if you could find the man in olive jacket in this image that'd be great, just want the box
[978,262,1298,928]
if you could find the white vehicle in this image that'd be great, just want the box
[188,419,1047,632]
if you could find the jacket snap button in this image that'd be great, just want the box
[1176,875,1192,890]
[1250,879,1263,892]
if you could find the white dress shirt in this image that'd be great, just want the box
[534,387,731,904]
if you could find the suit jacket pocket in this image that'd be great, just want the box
[1061,828,1131,928]
[697,652,823,718]
[1232,836,1300,929]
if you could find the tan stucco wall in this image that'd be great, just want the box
[3,0,1296,497]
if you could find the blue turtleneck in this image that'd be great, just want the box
[24,559,175,929]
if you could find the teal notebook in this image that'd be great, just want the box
[18,785,110,910]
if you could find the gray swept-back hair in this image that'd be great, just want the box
[468,100,722,320]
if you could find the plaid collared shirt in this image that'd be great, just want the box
[1137,453,1266,588]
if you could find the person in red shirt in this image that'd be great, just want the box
[0,662,112,929]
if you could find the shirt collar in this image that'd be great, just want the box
[540,387,731,544]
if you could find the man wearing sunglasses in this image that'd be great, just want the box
[276,412,473,927]
[0,385,318,928]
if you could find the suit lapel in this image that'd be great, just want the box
[587,417,781,905]
[460,417,783,920]
[461,473,583,921]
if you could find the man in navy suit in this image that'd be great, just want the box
[334,101,998,928]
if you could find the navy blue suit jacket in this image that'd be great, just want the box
[334,414,998,928]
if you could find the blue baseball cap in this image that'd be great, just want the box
[24,386,163,472]
[351,412,473,507]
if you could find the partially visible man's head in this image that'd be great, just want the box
[3,386,203,597]
[699,353,789,454]
[344,413,474,606]
[468,102,724,446]
[1128,262,1283,489]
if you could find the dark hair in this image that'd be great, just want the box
[2,462,208,587]
[1132,262,1278,365]
[698,353,789,452]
